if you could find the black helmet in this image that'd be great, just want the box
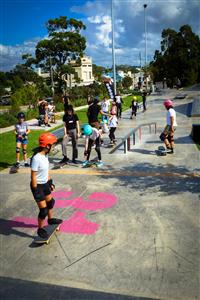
[17,112,25,119]
[93,96,99,104]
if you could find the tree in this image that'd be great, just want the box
[30,16,86,93]
[122,76,133,89]
[150,25,200,87]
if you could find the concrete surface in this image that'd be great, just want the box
[0,87,200,300]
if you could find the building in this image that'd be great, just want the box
[37,55,94,87]
[68,56,94,87]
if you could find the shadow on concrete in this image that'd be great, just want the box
[174,103,192,117]
[0,161,12,170]
[0,276,157,300]
[0,218,35,238]
[102,162,200,196]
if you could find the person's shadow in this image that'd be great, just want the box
[0,218,36,238]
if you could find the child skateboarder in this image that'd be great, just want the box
[160,99,177,154]
[108,107,118,145]
[82,124,103,167]
[30,133,62,238]
[14,112,30,168]
[130,96,139,119]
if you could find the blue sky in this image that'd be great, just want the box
[1,0,200,71]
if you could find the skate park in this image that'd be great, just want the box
[0,87,199,300]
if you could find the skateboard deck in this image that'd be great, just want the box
[9,165,19,174]
[53,160,81,169]
[82,160,103,168]
[156,146,167,156]
[34,223,61,245]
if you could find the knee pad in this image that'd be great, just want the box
[47,198,55,209]
[38,207,48,220]
[22,149,27,155]
[16,147,20,153]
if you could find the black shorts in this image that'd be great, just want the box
[30,182,51,202]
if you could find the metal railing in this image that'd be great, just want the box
[109,122,157,154]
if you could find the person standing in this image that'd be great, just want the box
[108,113,118,144]
[30,133,62,238]
[59,105,80,164]
[115,92,123,118]
[130,96,139,119]
[101,97,110,124]
[87,96,109,129]
[142,91,147,112]
[161,99,177,153]
[14,112,30,168]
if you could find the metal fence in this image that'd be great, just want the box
[109,122,157,154]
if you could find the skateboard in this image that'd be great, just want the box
[53,160,81,169]
[34,223,61,245]
[9,164,20,174]
[82,160,103,168]
[105,142,116,148]
[156,146,168,156]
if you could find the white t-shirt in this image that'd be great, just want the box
[115,95,121,104]
[101,100,110,112]
[167,108,177,126]
[89,127,100,141]
[109,115,118,128]
[31,153,49,184]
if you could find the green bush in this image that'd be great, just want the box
[0,113,17,128]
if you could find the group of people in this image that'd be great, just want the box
[59,95,120,168]
[37,98,56,127]
[13,94,177,238]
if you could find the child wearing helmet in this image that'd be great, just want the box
[130,96,139,119]
[30,133,62,238]
[14,112,30,168]
[161,99,177,153]
[82,124,103,167]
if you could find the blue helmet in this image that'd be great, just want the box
[83,124,93,136]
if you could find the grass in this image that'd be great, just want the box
[0,130,43,170]
[0,95,138,170]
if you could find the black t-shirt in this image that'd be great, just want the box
[87,104,101,123]
[63,114,79,131]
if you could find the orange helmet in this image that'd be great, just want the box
[39,133,57,148]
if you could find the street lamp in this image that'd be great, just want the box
[111,0,117,95]
[143,4,147,68]
[143,4,148,92]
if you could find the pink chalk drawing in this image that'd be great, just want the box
[53,191,117,211]
[10,190,118,235]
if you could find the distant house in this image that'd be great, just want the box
[65,56,94,87]
[37,56,94,87]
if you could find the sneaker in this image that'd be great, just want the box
[96,161,104,167]
[48,218,63,225]
[59,156,69,164]
[37,228,48,238]
[24,162,30,167]
[82,160,89,167]
[167,148,174,154]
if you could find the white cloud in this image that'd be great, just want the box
[0,38,40,71]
